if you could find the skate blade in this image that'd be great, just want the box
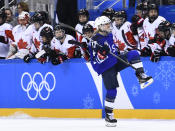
[105,122,116,127]
[140,78,154,89]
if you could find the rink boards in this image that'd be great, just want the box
[0,57,175,119]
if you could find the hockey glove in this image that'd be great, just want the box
[167,45,175,57]
[51,53,68,65]
[38,57,47,64]
[74,47,82,58]
[96,44,110,60]
[150,49,162,62]
[0,36,8,44]
[141,46,152,56]
[23,53,34,63]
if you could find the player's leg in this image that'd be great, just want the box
[127,50,153,89]
[102,65,118,127]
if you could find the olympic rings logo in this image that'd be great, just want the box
[21,72,56,101]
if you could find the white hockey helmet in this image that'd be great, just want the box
[95,16,111,29]
[18,11,30,20]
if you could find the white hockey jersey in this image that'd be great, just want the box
[164,34,175,53]
[143,16,166,41]
[0,23,14,57]
[51,34,76,58]
[75,21,95,42]
[112,21,137,52]
[22,23,53,54]
[135,27,148,50]
[12,25,28,49]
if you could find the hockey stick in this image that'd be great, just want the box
[121,30,142,52]
[59,22,137,70]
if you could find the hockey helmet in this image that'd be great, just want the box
[32,11,48,23]
[40,26,53,39]
[157,21,171,39]
[82,24,94,34]
[102,8,115,20]
[95,16,111,28]
[78,9,89,17]
[136,3,143,11]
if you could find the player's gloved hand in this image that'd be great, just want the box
[96,44,110,60]
[131,15,144,27]
[150,49,162,62]
[51,53,68,65]
[130,23,138,35]
[141,46,152,56]
[0,36,8,44]
[38,57,47,64]
[167,45,175,57]
[23,53,33,63]
[74,47,82,58]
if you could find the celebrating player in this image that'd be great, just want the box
[87,16,153,126]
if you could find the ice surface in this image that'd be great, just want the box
[1,114,175,131]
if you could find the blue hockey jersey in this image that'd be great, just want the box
[88,33,119,75]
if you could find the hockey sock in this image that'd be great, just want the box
[105,88,117,114]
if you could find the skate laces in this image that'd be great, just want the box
[140,73,148,78]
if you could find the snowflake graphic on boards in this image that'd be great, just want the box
[83,94,94,109]
[131,85,139,97]
[153,92,160,104]
[154,61,175,90]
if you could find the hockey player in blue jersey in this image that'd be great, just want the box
[68,16,153,127]
[88,16,153,127]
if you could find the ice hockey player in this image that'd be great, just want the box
[21,11,53,63]
[50,24,82,65]
[143,4,166,42]
[36,26,58,64]
[6,11,30,59]
[101,8,115,21]
[166,23,175,57]
[88,16,153,127]
[75,9,95,42]
[0,9,14,59]
[130,14,152,56]
[148,21,171,62]
[68,24,94,61]
[112,10,138,53]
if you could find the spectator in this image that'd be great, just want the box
[5,8,13,23]
[4,8,17,26]
[17,2,29,14]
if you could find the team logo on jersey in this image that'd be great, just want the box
[21,72,56,101]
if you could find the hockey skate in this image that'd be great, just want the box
[105,113,117,127]
[136,73,153,89]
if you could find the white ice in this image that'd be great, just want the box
[1,114,175,131]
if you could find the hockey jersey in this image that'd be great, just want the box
[89,33,118,75]
[0,23,14,57]
[143,16,166,41]
[50,34,76,58]
[112,21,137,52]
[12,24,29,49]
[22,23,53,54]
